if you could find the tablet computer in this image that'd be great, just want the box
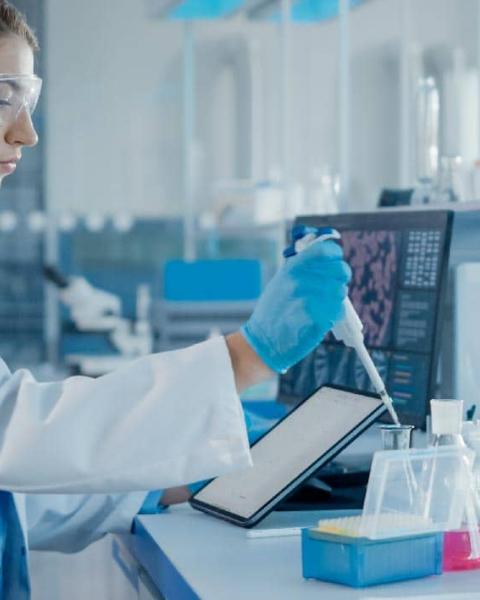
[190,384,386,527]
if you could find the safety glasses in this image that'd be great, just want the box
[0,74,42,124]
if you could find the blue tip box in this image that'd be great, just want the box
[301,528,443,587]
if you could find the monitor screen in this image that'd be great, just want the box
[278,210,453,429]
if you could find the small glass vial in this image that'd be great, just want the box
[430,399,464,447]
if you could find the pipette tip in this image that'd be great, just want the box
[380,390,401,426]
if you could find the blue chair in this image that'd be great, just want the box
[156,259,262,350]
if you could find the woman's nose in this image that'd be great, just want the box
[4,107,38,148]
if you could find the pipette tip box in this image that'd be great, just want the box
[301,528,443,587]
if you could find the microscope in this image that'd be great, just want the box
[44,266,153,376]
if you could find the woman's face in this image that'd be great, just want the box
[0,34,38,183]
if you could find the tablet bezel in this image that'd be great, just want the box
[190,383,387,527]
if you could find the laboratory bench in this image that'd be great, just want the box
[110,204,480,599]
[113,504,480,600]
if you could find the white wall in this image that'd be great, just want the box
[45,0,480,218]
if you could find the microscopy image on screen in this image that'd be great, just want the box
[280,352,317,402]
[320,345,353,386]
[279,346,354,403]
[342,231,400,347]
[277,211,452,428]
[351,349,390,393]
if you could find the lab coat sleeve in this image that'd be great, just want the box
[25,492,148,553]
[0,337,251,493]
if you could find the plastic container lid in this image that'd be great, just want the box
[430,399,464,435]
[462,421,480,452]
[359,445,473,539]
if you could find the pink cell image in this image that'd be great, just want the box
[341,230,398,347]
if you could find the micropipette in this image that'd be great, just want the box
[288,227,400,425]
[332,298,400,425]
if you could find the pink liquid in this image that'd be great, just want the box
[443,529,480,571]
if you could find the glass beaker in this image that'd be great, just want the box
[379,424,414,450]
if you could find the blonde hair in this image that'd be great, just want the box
[0,1,39,51]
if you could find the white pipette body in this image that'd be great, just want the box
[332,299,400,425]
[294,230,400,425]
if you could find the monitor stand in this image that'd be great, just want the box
[276,453,372,511]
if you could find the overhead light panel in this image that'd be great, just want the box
[245,0,367,21]
[145,0,368,22]
[290,0,365,22]
[146,0,244,19]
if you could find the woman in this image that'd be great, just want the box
[0,2,350,597]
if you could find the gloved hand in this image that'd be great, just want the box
[241,239,351,373]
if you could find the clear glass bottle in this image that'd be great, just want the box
[430,399,464,447]
[308,165,339,215]
[431,400,480,570]
[431,156,462,204]
[411,77,440,206]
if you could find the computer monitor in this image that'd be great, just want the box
[278,210,453,429]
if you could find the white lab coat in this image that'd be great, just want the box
[0,336,251,555]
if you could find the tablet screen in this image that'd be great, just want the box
[192,386,384,523]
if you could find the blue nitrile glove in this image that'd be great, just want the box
[241,229,351,373]
[138,490,168,514]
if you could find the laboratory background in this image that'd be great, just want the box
[5,0,480,598]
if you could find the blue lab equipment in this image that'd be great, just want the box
[164,259,261,301]
[242,226,350,373]
[302,528,443,587]
[160,259,262,351]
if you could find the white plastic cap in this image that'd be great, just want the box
[430,399,464,435]
[332,298,364,347]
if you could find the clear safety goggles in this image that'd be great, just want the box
[0,74,42,124]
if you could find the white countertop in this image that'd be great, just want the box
[132,505,480,599]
